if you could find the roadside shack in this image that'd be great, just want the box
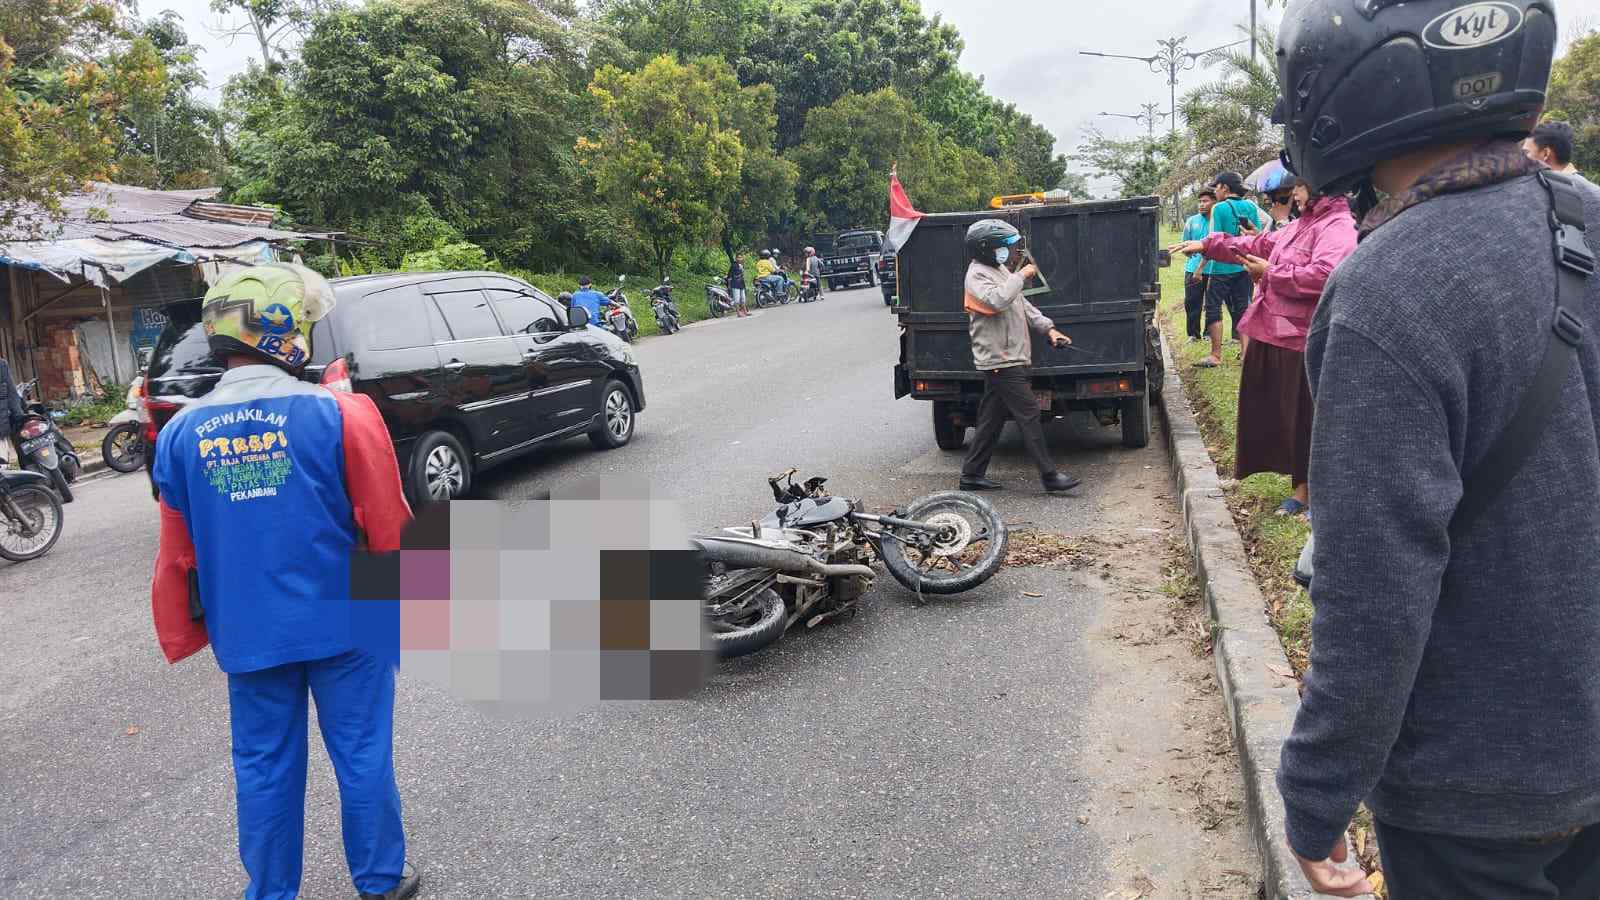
[0,183,334,403]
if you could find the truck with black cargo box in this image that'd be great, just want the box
[892,195,1169,450]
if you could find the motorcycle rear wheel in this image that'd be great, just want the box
[0,483,64,561]
[103,422,145,473]
[710,586,788,658]
[879,491,1007,595]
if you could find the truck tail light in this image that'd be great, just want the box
[321,357,353,393]
[914,380,956,394]
[1085,378,1133,395]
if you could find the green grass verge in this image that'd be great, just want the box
[1156,229,1315,673]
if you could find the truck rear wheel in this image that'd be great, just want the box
[1120,392,1151,449]
[933,401,967,451]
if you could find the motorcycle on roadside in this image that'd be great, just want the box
[799,272,822,303]
[13,381,79,503]
[101,376,146,474]
[695,469,1008,658]
[601,275,641,343]
[650,278,682,335]
[706,277,738,319]
[0,467,64,562]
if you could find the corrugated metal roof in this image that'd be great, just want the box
[0,182,330,248]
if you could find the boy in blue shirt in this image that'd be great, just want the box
[1200,171,1264,367]
[1179,189,1216,340]
[569,276,609,328]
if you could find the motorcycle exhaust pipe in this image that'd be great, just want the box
[692,535,875,581]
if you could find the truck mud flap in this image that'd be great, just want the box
[894,364,911,399]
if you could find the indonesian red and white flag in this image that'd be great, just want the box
[885,165,925,252]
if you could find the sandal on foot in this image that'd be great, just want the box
[1277,498,1307,517]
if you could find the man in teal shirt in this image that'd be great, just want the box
[1199,171,1264,366]
[1179,189,1215,340]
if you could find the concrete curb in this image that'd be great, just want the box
[1154,337,1372,900]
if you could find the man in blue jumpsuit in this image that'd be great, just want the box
[150,263,420,900]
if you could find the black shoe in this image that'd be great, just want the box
[359,862,420,900]
[959,476,1004,491]
[1041,472,1081,493]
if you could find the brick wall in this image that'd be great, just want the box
[34,323,88,401]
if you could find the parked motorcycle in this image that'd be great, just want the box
[0,467,64,562]
[706,277,737,319]
[800,273,822,303]
[101,376,146,473]
[650,279,682,334]
[694,469,1008,658]
[14,381,78,503]
[602,275,640,343]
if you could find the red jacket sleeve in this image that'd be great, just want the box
[334,390,413,552]
[151,500,209,664]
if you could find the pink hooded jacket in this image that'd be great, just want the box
[1201,195,1357,353]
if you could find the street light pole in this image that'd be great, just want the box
[1098,104,1169,140]
[1081,37,1247,225]
[1251,0,1257,63]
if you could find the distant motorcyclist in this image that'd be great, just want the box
[803,247,825,300]
[755,250,785,301]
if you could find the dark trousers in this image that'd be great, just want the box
[1376,819,1600,900]
[1204,270,1252,340]
[1183,274,1208,339]
[962,366,1056,478]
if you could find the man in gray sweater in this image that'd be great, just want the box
[1274,2,1600,896]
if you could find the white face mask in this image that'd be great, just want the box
[994,247,1011,265]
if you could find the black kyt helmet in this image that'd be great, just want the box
[1275,0,1557,195]
[965,219,1021,266]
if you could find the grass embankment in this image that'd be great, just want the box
[1156,230,1386,893]
[1154,233,1314,671]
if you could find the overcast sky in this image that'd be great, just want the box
[159,0,1600,195]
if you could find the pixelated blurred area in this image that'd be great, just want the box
[350,476,710,716]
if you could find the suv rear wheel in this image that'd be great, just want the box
[589,380,636,450]
[410,430,471,503]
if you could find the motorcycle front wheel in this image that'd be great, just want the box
[709,586,788,658]
[878,491,1008,595]
[102,422,145,473]
[0,483,64,561]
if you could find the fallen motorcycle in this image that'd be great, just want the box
[694,469,1008,658]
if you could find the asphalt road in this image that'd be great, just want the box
[0,286,1229,898]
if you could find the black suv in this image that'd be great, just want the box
[143,271,644,503]
[876,248,897,306]
[819,230,884,289]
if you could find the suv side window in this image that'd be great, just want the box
[358,285,436,350]
[484,286,543,335]
[430,288,503,341]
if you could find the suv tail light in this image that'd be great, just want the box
[144,397,180,445]
[321,357,353,393]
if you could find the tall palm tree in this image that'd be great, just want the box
[1161,24,1280,199]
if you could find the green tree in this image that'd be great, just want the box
[115,12,226,189]
[225,0,589,267]
[1075,127,1175,199]
[579,55,745,278]
[0,0,169,232]
[1162,25,1279,197]
[719,78,798,265]
[788,87,1007,231]
[1546,30,1600,173]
